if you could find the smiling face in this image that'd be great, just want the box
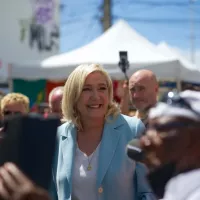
[76,72,109,120]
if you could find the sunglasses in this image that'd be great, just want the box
[160,91,200,117]
[3,110,22,116]
[149,91,200,131]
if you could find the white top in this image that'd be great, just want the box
[72,144,100,200]
[163,169,200,200]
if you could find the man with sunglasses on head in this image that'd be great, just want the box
[1,93,29,120]
[128,90,200,200]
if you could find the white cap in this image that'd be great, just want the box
[149,90,200,121]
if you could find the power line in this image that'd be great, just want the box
[61,15,100,25]
[113,16,200,24]
[114,1,200,6]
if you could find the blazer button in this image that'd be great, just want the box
[98,187,103,193]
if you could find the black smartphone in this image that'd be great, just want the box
[119,51,129,80]
[119,51,128,61]
[0,113,60,190]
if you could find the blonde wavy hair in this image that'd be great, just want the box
[1,93,30,115]
[62,64,120,130]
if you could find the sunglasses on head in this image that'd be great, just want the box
[3,111,22,116]
[160,91,200,117]
[150,91,200,130]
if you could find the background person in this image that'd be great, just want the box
[120,70,158,125]
[1,93,30,119]
[48,86,63,119]
[135,90,200,200]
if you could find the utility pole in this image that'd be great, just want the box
[189,0,196,63]
[102,0,111,32]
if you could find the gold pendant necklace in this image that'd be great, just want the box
[87,165,92,171]
[87,153,94,171]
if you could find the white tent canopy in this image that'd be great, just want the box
[157,42,196,70]
[42,20,173,67]
[156,42,200,83]
[11,20,176,80]
[10,20,200,83]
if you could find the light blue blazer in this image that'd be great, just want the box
[50,114,156,200]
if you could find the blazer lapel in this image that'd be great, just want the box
[60,123,77,191]
[97,115,124,186]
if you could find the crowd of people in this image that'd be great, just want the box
[0,63,199,200]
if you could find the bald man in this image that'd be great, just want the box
[128,70,159,200]
[48,86,63,119]
[120,70,158,125]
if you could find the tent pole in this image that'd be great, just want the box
[8,63,13,92]
[176,78,182,92]
[102,0,112,31]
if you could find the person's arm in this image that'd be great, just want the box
[120,81,130,115]
[134,163,157,200]
[134,120,157,200]
[0,163,51,200]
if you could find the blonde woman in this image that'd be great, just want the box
[50,64,154,200]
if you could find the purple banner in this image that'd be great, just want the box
[33,0,55,24]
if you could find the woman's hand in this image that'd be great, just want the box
[0,163,51,200]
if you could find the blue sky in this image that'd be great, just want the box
[60,0,200,63]
[60,0,103,52]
